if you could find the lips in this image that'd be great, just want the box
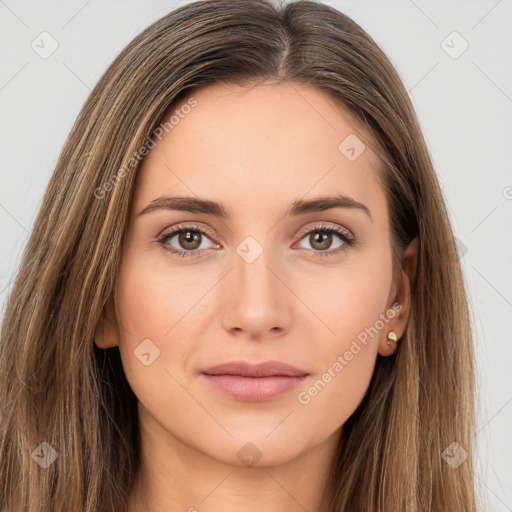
[201,360,309,402]
[202,360,309,378]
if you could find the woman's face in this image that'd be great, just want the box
[98,81,413,467]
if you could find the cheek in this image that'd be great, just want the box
[113,255,196,393]
[290,255,392,434]
[300,249,392,353]
[113,252,226,423]
[115,248,213,343]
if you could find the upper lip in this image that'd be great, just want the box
[202,360,309,378]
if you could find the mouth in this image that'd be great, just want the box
[201,360,309,402]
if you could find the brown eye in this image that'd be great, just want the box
[157,224,218,257]
[177,230,202,250]
[297,229,346,252]
[295,223,354,258]
[308,231,334,251]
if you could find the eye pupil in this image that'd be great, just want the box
[310,232,332,250]
[179,230,201,249]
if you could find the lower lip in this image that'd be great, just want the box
[201,374,308,402]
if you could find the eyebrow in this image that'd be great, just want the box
[139,194,372,222]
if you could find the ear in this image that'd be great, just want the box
[94,296,121,349]
[379,235,419,356]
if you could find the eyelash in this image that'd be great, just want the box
[155,222,354,259]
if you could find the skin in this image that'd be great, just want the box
[95,81,418,512]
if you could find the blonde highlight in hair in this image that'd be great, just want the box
[0,1,479,510]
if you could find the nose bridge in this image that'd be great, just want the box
[237,240,274,295]
[235,236,280,308]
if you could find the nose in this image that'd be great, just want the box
[220,242,293,341]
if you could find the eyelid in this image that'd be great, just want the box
[293,221,353,243]
[157,222,220,245]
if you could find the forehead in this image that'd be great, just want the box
[133,81,386,221]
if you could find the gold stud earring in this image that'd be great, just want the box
[386,331,398,345]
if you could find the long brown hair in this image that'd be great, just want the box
[0,1,480,510]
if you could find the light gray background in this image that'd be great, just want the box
[1,0,511,509]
